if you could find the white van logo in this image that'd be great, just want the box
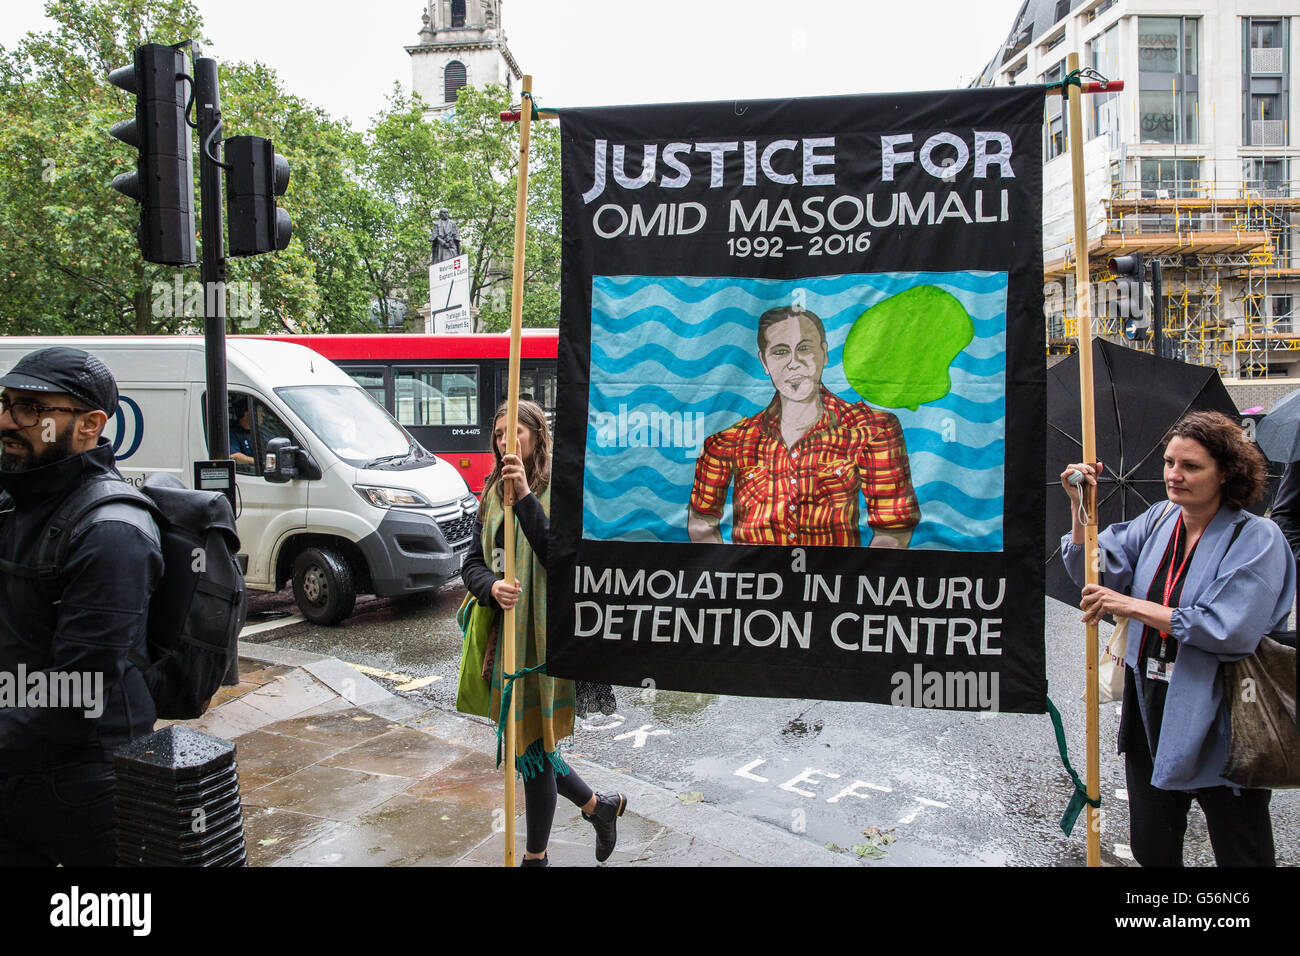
[105,396,144,461]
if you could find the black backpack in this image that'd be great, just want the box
[18,473,247,719]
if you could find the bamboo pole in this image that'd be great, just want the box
[1065,52,1102,868]
[501,75,534,868]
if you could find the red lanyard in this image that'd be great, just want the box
[1157,515,1197,643]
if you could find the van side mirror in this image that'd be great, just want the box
[264,437,322,483]
[264,437,299,483]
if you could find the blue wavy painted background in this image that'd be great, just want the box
[584,272,1007,551]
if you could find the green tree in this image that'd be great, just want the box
[0,0,562,337]
[0,0,376,335]
[365,83,561,331]
[0,0,206,334]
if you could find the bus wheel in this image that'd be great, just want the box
[293,546,357,625]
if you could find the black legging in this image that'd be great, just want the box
[523,764,595,855]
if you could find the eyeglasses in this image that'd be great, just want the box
[0,396,91,427]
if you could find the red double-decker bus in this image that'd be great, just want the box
[256,331,558,494]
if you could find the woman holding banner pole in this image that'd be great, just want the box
[1059,411,1293,866]
[461,399,627,866]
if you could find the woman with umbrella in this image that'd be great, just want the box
[1060,411,1295,866]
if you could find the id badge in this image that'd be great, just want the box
[1145,658,1174,684]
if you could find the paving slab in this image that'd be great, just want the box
[232,730,346,792]
[192,697,277,740]
[301,657,393,708]
[273,796,498,867]
[241,806,342,867]
[244,764,414,822]
[402,751,524,810]
[320,727,470,779]
[239,669,337,722]
[259,707,404,748]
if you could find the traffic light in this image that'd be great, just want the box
[225,136,291,256]
[107,44,197,266]
[1108,253,1148,336]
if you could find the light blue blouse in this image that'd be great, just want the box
[1062,501,1295,790]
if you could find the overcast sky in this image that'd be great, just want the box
[5,0,1028,127]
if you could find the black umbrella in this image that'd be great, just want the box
[1044,339,1240,606]
[1256,388,1300,463]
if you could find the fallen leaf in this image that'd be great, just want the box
[861,826,898,846]
[352,716,372,722]
[677,791,705,805]
[257,838,281,847]
[851,843,887,860]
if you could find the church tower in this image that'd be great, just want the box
[407,1,522,114]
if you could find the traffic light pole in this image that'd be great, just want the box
[194,56,229,464]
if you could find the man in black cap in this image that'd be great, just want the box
[0,346,162,865]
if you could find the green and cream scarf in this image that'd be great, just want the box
[481,482,576,781]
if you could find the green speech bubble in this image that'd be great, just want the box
[843,285,974,411]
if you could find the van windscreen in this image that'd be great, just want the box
[276,385,421,468]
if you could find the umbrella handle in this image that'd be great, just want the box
[1065,466,1099,527]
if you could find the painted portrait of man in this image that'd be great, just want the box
[687,305,919,548]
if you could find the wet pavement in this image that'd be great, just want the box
[235,586,1300,867]
[170,647,850,866]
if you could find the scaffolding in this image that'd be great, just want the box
[1045,174,1300,378]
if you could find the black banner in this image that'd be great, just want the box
[549,87,1046,713]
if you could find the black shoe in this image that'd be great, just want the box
[519,852,549,867]
[582,792,627,863]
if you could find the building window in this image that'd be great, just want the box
[1003,0,1034,63]
[1138,16,1199,144]
[1043,61,1067,160]
[1244,18,1288,146]
[1088,24,1119,141]
[1085,0,1115,24]
[451,0,466,28]
[1139,158,1200,200]
[1273,295,1294,333]
[444,60,467,104]
[1243,158,1289,198]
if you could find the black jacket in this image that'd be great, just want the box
[460,491,548,610]
[0,439,162,773]
[1272,462,1300,560]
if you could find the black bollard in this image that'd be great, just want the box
[114,725,247,866]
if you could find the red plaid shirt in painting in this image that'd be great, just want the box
[690,387,920,547]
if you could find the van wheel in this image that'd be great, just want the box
[292,547,356,625]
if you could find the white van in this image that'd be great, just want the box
[0,337,478,624]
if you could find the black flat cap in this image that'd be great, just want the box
[0,347,119,416]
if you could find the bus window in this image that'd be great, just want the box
[395,366,478,426]
[344,366,387,407]
[496,365,557,417]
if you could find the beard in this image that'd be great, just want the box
[0,421,78,473]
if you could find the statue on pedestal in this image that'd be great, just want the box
[432,208,462,263]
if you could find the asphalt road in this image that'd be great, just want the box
[242,585,1299,867]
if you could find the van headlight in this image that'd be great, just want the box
[354,485,432,508]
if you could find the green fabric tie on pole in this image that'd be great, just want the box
[495,661,548,769]
[1046,695,1102,836]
